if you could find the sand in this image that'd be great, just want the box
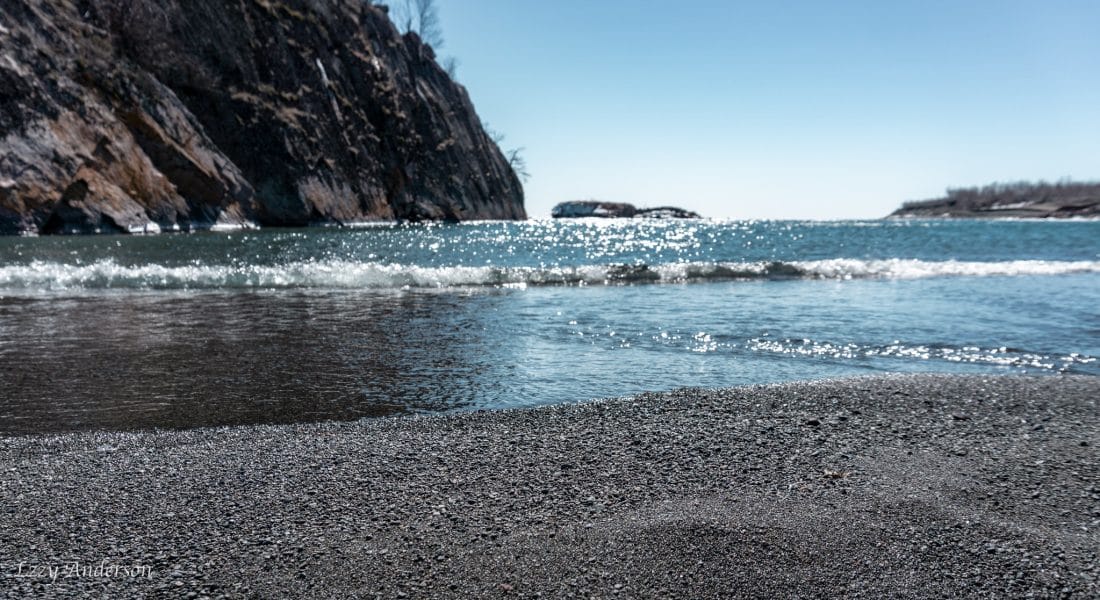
[1,374,1097,598]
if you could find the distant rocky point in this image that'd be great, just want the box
[0,0,524,235]
[889,182,1100,219]
[551,201,701,219]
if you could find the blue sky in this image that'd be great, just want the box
[433,0,1100,219]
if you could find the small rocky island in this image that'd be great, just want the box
[889,181,1100,219]
[0,0,525,235]
[552,201,701,219]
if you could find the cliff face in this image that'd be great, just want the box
[0,0,525,235]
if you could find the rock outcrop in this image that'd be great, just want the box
[551,201,636,219]
[635,206,703,219]
[889,182,1100,219]
[0,0,525,235]
[551,201,700,219]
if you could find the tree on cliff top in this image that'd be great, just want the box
[393,0,443,49]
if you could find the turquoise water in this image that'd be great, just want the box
[1,219,1097,434]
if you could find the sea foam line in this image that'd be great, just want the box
[0,258,1098,291]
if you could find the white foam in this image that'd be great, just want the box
[126,222,162,235]
[208,221,260,233]
[0,258,1097,292]
[792,258,1100,280]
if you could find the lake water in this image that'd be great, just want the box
[1,219,1097,435]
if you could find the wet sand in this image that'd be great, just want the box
[1,374,1097,598]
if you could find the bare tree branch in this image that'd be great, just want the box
[442,56,459,79]
[506,147,530,183]
[392,0,443,49]
[481,121,505,145]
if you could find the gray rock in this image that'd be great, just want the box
[551,201,637,218]
[551,201,700,219]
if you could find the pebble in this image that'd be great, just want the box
[1,374,1096,598]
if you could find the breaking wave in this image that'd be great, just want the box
[1,258,1098,291]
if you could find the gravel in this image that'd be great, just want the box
[1,374,1097,598]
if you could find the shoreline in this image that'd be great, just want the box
[9,216,1100,237]
[1,374,1097,597]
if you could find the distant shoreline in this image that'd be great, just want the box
[889,181,1100,219]
[2,374,1096,597]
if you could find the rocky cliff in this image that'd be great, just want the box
[0,0,525,235]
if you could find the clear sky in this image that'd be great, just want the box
[433,0,1100,219]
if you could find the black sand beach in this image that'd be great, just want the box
[1,375,1097,598]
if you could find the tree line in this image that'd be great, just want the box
[901,180,1100,211]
